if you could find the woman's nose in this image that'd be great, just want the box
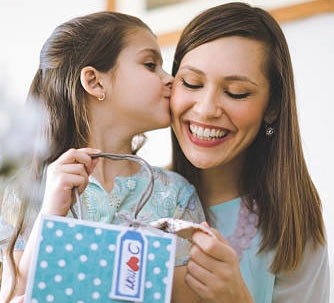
[194,89,223,119]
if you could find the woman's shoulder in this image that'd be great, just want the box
[272,241,330,302]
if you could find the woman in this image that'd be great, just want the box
[171,2,329,302]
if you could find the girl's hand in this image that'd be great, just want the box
[41,148,100,216]
[186,222,254,303]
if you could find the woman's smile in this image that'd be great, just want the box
[186,120,232,147]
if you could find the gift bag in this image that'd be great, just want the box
[24,153,176,303]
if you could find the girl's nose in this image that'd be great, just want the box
[162,70,173,89]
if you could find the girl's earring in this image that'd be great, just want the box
[265,124,275,137]
[97,93,105,101]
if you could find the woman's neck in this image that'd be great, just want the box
[202,155,244,206]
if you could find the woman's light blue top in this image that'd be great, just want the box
[210,197,275,303]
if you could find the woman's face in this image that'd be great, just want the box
[171,36,270,169]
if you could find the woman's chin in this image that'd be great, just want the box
[185,151,218,169]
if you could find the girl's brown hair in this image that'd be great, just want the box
[171,2,325,273]
[3,11,151,302]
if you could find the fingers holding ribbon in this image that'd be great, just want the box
[41,148,100,216]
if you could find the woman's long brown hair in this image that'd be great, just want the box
[3,11,151,302]
[171,2,325,274]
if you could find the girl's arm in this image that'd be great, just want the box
[0,148,99,298]
[0,251,24,301]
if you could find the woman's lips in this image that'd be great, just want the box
[186,121,231,147]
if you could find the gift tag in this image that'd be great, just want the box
[111,230,147,302]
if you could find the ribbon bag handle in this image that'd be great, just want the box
[70,152,154,221]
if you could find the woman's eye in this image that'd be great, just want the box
[144,62,156,71]
[225,91,250,99]
[182,78,202,89]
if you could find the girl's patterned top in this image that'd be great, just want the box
[0,166,206,266]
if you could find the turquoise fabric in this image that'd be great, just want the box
[76,166,204,225]
[210,198,275,303]
[0,166,205,266]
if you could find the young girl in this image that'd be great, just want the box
[170,2,329,302]
[0,11,205,302]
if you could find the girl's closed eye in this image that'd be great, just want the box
[181,78,202,89]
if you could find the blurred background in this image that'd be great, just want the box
[0,0,333,298]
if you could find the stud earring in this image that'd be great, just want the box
[97,93,105,101]
[265,124,275,137]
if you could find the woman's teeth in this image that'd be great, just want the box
[189,124,227,140]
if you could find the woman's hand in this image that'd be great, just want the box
[41,148,100,216]
[185,222,254,303]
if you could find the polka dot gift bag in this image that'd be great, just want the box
[24,153,176,303]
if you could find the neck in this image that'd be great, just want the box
[202,154,245,206]
[87,105,139,192]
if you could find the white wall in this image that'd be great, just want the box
[0,0,106,102]
[0,1,333,298]
[283,11,334,266]
[116,0,308,34]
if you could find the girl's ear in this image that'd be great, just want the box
[80,66,105,100]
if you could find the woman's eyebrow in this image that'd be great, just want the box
[223,75,258,86]
[178,65,205,76]
[179,65,257,86]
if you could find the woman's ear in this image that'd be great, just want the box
[80,66,105,100]
[264,105,279,124]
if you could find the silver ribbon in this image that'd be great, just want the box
[115,210,167,236]
[70,152,154,221]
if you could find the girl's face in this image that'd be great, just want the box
[171,36,270,169]
[105,28,173,135]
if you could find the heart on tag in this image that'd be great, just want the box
[126,256,139,272]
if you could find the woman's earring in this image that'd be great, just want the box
[97,93,105,101]
[265,124,275,137]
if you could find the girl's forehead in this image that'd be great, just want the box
[119,28,162,62]
[124,28,159,49]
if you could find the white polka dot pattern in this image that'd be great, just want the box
[27,217,176,303]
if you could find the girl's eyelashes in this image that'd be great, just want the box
[181,78,202,89]
[225,91,251,99]
[144,62,157,71]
